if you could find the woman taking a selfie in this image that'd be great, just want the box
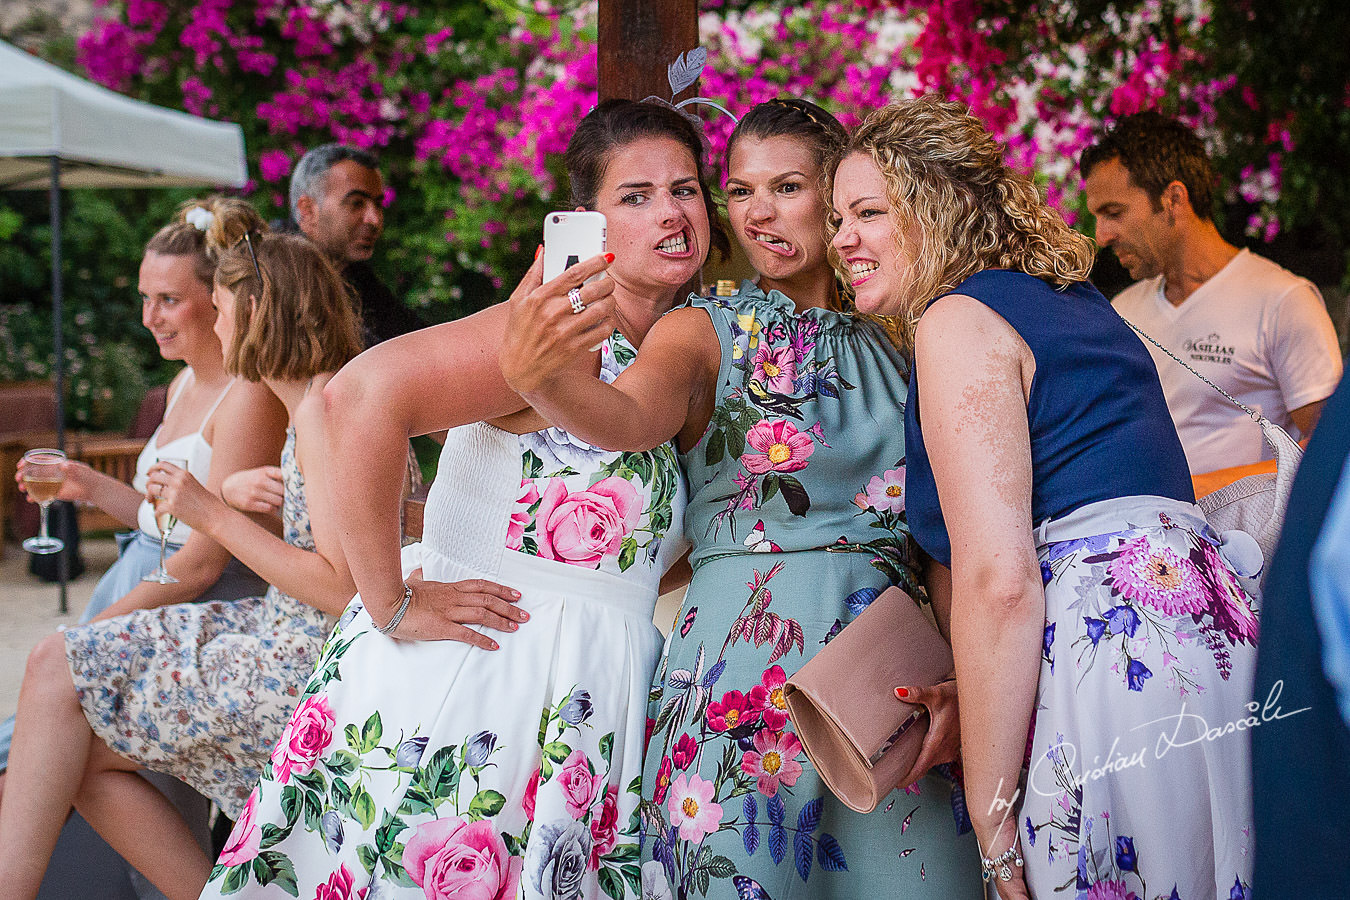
[202,98,724,899]
[500,98,982,899]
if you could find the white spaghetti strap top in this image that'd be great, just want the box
[133,370,237,543]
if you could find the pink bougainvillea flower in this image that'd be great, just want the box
[751,344,798,394]
[706,689,757,733]
[741,420,814,475]
[740,728,804,797]
[748,665,790,731]
[861,467,906,513]
[1107,537,1209,616]
[666,772,723,842]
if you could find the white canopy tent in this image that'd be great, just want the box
[0,39,248,607]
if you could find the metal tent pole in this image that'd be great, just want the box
[50,156,68,614]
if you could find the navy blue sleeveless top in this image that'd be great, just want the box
[904,269,1194,567]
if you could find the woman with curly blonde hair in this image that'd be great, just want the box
[831,96,1258,899]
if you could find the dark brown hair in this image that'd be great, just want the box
[144,196,266,285]
[214,233,363,381]
[1079,111,1217,220]
[728,98,847,172]
[565,99,729,260]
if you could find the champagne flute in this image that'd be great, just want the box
[142,456,188,584]
[21,448,67,555]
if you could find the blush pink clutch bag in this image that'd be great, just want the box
[784,586,954,813]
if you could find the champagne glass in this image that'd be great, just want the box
[21,448,67,555]
[142,456,188,584]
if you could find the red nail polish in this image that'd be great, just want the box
[895,687,910,699]
[603,252,615,263]
[534,245,543,260]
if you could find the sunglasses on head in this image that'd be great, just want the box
[232,230,264,287]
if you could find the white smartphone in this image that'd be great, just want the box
[543,211,607,282]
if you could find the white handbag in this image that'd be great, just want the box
[1120,316,1302,584]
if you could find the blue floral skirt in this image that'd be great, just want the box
[1025,496,1259,900]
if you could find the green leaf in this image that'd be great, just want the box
[607,842,639,862]
[704,855,736,878]
[599,732,614,764]
[469,789,507,819]
[258,821,292,850]
[255,851,298,896]
[360,712,384,753]
[776,474,811,517]
[220,864,250,895]
[353,786,378,830]
[598,867,624,900]
[727,426,746,460]
[622,862,643,894]
[375,815,406,854]
[397,786,436,816]
[627,775,643,795]
[345,723,362,751]
[279,786,302,829]
[542,741,572,764]
[705,428,726,467]
[325,749,359,777]
[618,537,637,571]
[331,776,354,815]
[761,472,779,503]
[357,843,379,875]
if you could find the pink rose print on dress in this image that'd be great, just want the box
[313,864,354,900]
[706,689,758,733]
[1107,537,1209,616]
[557,748,600,819]
[589,784,621,866]
[741,420,814,475]
[859,467,906,513]
[751,344,798,394]
[740,728,804,796]
[404,816,521,900]
[270,695,335,785]
[523,767,541,821]
[534,476,641,568]
[216,789,263,867]
[748,665,790,731]
[666,772,723,841]
[505,479,540,551]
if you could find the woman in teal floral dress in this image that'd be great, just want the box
[504,100,982,899]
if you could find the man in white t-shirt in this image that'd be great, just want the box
[1082,112,1342,476]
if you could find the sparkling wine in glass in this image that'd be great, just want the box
[21,448,66,555]
[142,456,188,584]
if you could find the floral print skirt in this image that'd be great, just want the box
[66,588,332,819]
[201,545,663,900]
[1025,495,1259,900]
[640,550,982,900]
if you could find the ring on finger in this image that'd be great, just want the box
[568,287,585,315]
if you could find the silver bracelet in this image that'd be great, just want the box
[376,583,413,635]
[980,844,1024,883]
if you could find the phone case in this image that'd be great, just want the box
[543,211,607,282]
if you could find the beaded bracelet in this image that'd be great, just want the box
[980,845,1024,883]
[376,583,414,635]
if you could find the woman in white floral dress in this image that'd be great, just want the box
[201,100,727,900]
[0,234,363,900]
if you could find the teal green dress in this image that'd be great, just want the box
[639,286,982,899]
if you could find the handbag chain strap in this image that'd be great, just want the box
[1115,311,1265,425]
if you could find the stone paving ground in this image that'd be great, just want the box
[0,538,116,720]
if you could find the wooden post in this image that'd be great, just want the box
[597,0,698,102]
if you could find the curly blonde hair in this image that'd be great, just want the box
[831,96,1095,344]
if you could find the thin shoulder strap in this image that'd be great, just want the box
[196,376,238,434]
[163,368,194,417]
[1115,311,1263,424]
